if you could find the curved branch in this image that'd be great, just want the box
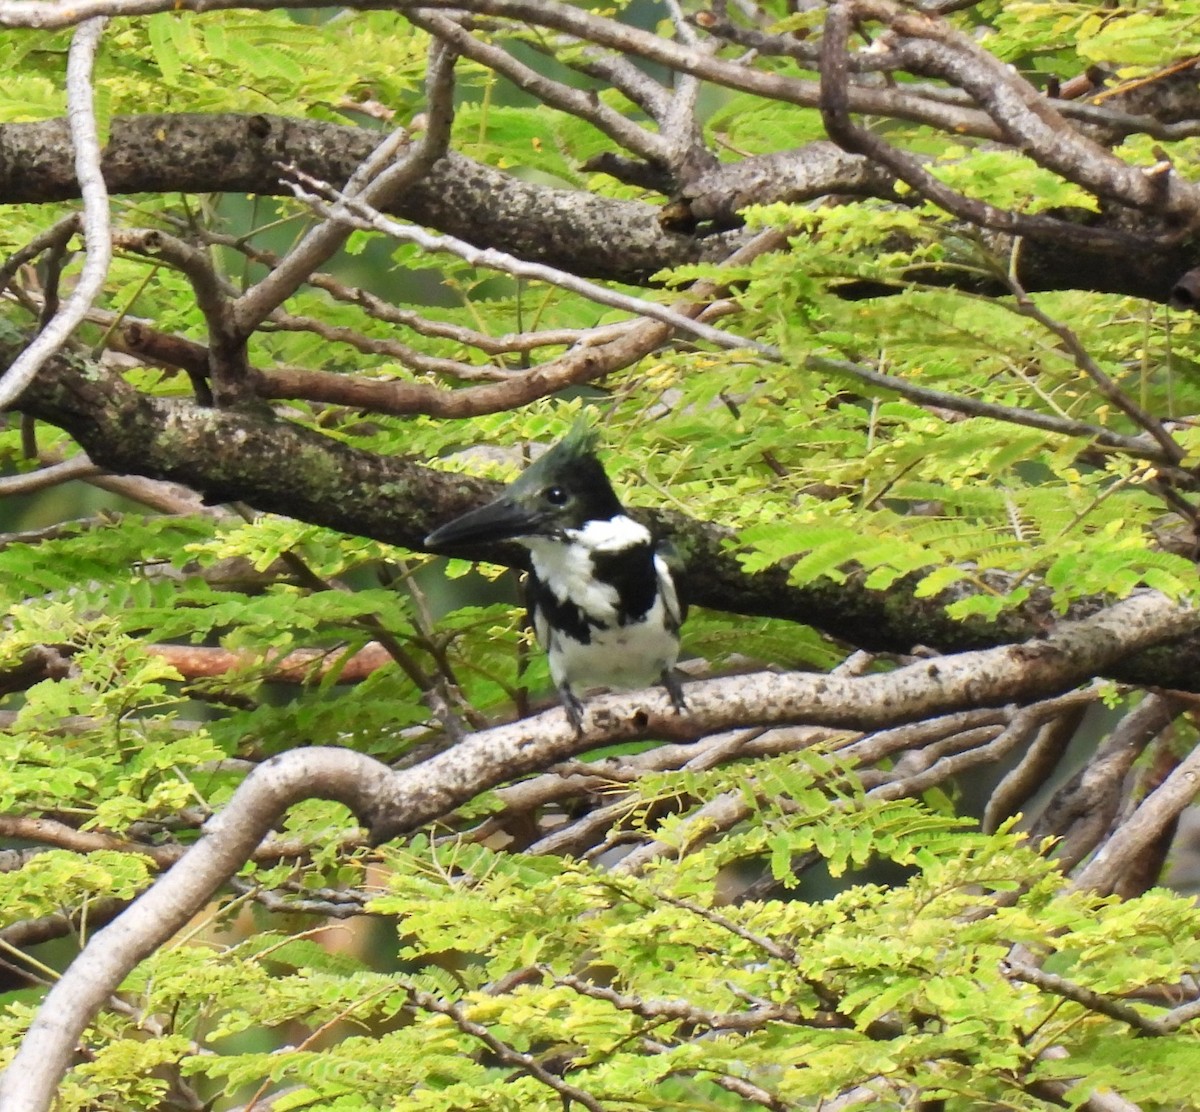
[0,213,79,300]
[1071,740,1200,895]
[0,17,110,410]
[873,1,1200,220]
[817,2,1154,253]
[2,589,1194,1111]
[0,746,396,1112]
[118,227,782,417]
[0,455,100,494]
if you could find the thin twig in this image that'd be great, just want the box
[805,354,1185,469]
[410,9,665,164]
[0,214,79,301]
[284,166,776,357]
[0,455,100,495]
[1004,279,1186,467]
[406,987,609,1112]
[1003,958,1175,1036]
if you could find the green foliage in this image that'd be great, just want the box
[109,11,430,122]
[13,749,1194,1111]
[655,209,1200,616]
[88,783,1188,1112]
[0,850,153,929]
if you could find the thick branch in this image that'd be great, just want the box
[2,591,1195,1111]
[0,114,736,284]
[1071,740,1200,895]
[1,113,1198,300]
[13,343,1200,690]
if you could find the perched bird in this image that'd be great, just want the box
[425,423,686,730]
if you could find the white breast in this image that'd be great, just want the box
[524,516,680,692]
[524,515,652,627]
[541,587,680,692]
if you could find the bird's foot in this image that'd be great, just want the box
[559,684,586,734]
[662,668,687,715]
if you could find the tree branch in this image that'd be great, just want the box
[818,1,1155,253]
[0,109,1196,301]
[11,339,1200,690]
[0,114,743,283]
[1071,739,1200,895]
[229,41,458,339]
[1,590,1193,1109]
[0,17,110,410]
[282,167,775,356]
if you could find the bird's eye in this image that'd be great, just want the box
[543,486,569,506]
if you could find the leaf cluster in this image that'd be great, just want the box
[32,763,1200,1111]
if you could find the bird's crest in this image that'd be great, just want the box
[424,416,621,548]
[507,417,604,499]
[512,418,598,483]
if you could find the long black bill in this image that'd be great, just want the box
[425,495,543,548]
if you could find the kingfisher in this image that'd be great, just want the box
[425,423,687,731]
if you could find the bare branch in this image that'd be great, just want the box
[1028,693,1186,863]
[0,214,79,301]
[283,167,777,356]
[262,310,502,382]
[112,227,235,401]
[242,317,671,417]
[0,0,1000,145]
[1003,959,1161,1041]
[873,1,1200,219]
[559,44,672,122]
[1071,739,1200,895]
[122,229,785,417]
[1155,994,1200,1036]
[230,40,458,338]
[409,9,667,166]
[86,471,231,516]
[0,16,110,410]
[983,705,1087,833]
[0,454,100,494]
[0,898,131,953]
[148,641,394,683]
[817,2,1150,253]
[204,232,631,353]
[0,746,394,1112]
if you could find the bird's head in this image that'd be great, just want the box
[425,421,625,548]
